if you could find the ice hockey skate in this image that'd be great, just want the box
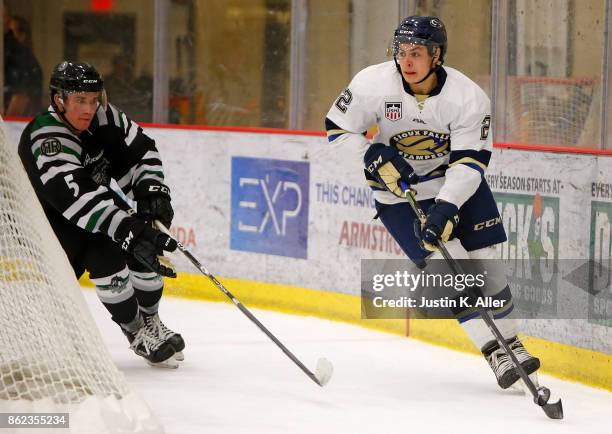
[142,311,186,361]
[483,336,541,390]
[122,315,178,368]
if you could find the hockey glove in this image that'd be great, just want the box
[415,201,460,252]
[134,180,174,228]
[116,218,178,277]
[364,143,419,197]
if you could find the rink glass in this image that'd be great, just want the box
[2,0,608,149]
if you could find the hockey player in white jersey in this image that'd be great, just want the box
[325,16,540,389]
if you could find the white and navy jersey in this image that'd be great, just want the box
[18,103,166,242]
[325,61,492,207]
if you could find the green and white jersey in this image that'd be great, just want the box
[18,103,165,242]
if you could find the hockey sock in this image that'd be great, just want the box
[461,316,519,352]
[118,305,142,333]
[91,267,140,325]
[130,270,164,314]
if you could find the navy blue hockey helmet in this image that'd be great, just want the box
[393,16,447,64]
[49,60,107,109]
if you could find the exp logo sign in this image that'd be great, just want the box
[230,157,309,258]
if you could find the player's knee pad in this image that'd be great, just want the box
[91,266,134,304]
[458,246,517,349]
[467,245,511,298]
[434,244,515,323]
[130,270,164,292]
[452,280,514,324]
[468,244,498,260]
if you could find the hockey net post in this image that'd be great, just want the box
[0,119,163,433]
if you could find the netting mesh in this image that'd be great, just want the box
[505,76,600,147]
[0,121,161,432]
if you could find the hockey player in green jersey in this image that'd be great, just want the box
[19,61,185,368]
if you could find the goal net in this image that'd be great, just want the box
[0,120,163,433]
[505,76,600,148]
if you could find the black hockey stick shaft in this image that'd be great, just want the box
[154,222,325,387]
[401,183,562,419]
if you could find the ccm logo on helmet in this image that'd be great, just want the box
[430,18,443,28]
[82,79,99,83]
[474,217,502,231]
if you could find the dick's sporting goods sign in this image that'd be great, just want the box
[494,192,560,315]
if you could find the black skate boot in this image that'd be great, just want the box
[482,336,540,389]
[121,315,177,368]
[142,312,185,361]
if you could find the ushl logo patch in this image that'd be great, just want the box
[385,102,402,121]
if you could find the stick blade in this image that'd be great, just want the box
[315,358,333,387]
[542,399,564,420]
[536,387,563,419]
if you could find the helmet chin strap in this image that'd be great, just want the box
[394,48,442,90]
[52,95,83,134]
[414,57,440,85]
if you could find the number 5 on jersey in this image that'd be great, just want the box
[335,88,353,113]
[64,174,80,197]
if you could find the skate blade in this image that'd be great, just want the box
[174,351,184,362]
[509,372,539,395]
[147,356,179,369]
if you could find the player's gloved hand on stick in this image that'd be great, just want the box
[364,143,419,197]
[134,180,174,228]
[116,218,178,277]
[415,200,459,252]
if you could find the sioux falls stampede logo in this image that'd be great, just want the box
[390,130,450,160]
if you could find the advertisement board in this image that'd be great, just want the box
[6,121,611,355]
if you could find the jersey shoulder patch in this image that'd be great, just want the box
[40,138,62,156]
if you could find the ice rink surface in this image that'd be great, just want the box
[84,291,612,434]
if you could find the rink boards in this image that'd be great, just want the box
[6,121,611,390]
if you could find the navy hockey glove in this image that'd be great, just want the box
[134,181,174,228]
[415,201,460,252]
[364,143,419,197]
[116,218,178,277]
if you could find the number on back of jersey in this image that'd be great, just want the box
[335,88,353,113]
[481,115,491,140]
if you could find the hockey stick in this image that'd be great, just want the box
[400,181,563,419]
[153,221,333,387]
